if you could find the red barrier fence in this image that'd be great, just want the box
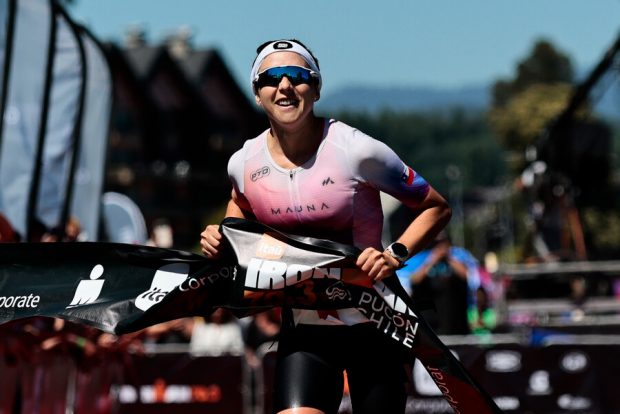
[3,337,620,413]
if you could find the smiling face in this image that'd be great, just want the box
[254,52,320,131]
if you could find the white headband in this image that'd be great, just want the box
[250,40,322,92]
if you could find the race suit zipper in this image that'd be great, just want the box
[287,169,302,222]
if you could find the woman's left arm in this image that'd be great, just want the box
[357,187,451,281]
[395,187,452,258]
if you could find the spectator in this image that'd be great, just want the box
[30,216,84,242]
[399,232,475,335]
[243,309,281,366]
[141,318,193,345]
[243,309,281,412]
[189,308,244,356]
[146,218,174,248]
[0,213,19,242]
[468,286,497,335]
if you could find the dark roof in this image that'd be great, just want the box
[123,46,167,80]
[173,48,259,121]
[174,49,218,83]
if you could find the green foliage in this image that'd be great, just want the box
[489,39,578,158]
[582,207,620,258]
[488,83,575,153]
[491,39,574,107]
[335,109,508,195]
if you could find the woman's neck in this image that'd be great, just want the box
[268,116,324,169]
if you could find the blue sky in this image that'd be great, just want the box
[70,1,620,98]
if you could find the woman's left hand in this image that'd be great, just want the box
[356,247,401,281]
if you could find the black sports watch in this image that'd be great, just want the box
[385,242,409,267]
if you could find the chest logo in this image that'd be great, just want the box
[271,203,329,215]
[322,177,335,186]
[251,166,270,182]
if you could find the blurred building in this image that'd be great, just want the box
[103,27,267,248]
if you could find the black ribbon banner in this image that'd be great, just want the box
[0,218,502,414]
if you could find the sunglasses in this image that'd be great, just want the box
[253,65,319,90]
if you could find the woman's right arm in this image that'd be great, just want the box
[200,197,247,258]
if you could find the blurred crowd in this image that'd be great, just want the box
[0,308,281,413]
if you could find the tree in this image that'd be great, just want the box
[488,39,578,158]
[488,83,581,153]
[491,39,574,107]
[488,38,620,261]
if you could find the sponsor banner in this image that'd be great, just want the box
[406,344,620,413]
[0,218,501,413]
[116,353,246,414]
[2,342,620,414]
[0,241,217,332]
[262,343,620,413]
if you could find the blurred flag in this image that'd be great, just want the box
[0,0,111,241]
[101,191,148,245]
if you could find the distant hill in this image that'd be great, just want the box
[317,82,619,121]
[317,84,491,115]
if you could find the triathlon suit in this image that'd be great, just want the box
[228,119,430,413]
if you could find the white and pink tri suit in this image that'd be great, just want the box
[228,119,429,326]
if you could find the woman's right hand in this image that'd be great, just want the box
[200,224,223,259]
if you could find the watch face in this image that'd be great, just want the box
[390,243,408,258]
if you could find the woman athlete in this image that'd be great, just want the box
[200,39,451,414]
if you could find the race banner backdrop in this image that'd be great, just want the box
[0,218,502,413]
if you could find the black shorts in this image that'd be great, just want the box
[273,322,407,414]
